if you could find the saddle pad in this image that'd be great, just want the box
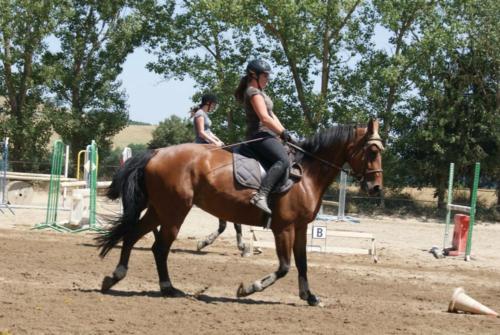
[233,153,295,194]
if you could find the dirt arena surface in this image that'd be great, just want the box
[1,202,500,334]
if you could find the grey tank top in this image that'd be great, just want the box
[193,109,213,143]
[243,86,276,139]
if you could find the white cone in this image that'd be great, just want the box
[448,287,498,316]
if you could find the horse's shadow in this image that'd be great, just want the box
[79,243,229,256]
[74,288,293,306]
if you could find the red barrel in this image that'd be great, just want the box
[448,214,470,256]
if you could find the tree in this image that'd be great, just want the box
[101,142,148,177]
[148,115,192,148]
[43,0,152,159]
[0,0,60,170]
[232,0,375,132]
[399,0,500,207]
[339,0,433,188]
[145,0,250,143]
[145,0,376,140]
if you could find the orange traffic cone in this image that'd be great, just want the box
[448,287,498,316]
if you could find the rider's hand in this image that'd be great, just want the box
[280,130,298,145]
[280,130,292,142]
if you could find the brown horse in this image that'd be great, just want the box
[97,119,384,306]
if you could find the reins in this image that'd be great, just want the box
[209,134,383,181]
[286,141,351,175]
[211,136,349,174]
[209,137,266,151]
[288,135,384,180]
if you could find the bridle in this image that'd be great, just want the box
[347,134,384,182]
[286,132,384,182]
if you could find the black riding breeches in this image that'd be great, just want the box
[247,133,289,194]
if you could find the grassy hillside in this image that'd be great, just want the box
[47,124,156,149]
[112,125,157,149]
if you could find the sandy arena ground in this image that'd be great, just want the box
[1,197,499,334]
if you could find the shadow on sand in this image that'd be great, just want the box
[79,242,232,256]
[73,288,295,306]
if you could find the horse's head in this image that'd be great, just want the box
[347,119,384,196]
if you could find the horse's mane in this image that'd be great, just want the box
[300,125,356,156]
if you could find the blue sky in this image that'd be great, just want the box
[118,48,195,125]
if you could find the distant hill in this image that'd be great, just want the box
[128,120,152,126]
[36,124,157,150]
[112,125,157,149]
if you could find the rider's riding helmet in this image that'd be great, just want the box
[201,93,218,106]
[246,59,271,77]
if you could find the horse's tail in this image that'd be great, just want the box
[96,150,157,258]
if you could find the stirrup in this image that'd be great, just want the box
[250,193,272,215]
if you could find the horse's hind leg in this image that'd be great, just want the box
[236,225,293,297]
[233,223,246,252]
[101,208,157,293]
[196,219,227,251]
[152,209,189,297]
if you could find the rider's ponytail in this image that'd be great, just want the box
[188,105,200,118]
[234,75,249,103]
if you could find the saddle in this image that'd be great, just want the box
[231,143,303,194]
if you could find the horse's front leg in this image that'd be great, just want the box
[236,224,293,297]
[293,225,321,306]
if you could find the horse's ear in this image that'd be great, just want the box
[368,118,378,134]
[367,118,379,134]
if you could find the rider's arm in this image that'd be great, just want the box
[195,116,222,146]
[250,94,285,136]
[273,112,285,129]
[211,133,225,145]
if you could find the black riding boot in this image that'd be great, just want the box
[250,161,287,214]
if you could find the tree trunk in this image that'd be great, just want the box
[436,173,446,209]
[496,181,500,207]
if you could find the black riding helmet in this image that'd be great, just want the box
[201,93,218,106]
[246,59,271,76]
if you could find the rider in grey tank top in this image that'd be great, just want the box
[192,93,223,146]
[193,109,213,143]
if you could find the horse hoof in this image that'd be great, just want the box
[241,245,252,257]
[236,283,247,297]
[307,294,321,307]
[196,241,205,251]
[161,286,186,298]
[101,276,117,293]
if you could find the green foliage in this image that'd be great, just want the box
[0,0,61,168]
[126,143,148,155]
[144,0,249,143]
[43,0,150,160]
[396,0,500,205]
[148,115,193,149]
[100,142,148,177]
[226,0,375,133]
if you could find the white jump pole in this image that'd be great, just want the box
[315,170,359,223]
[0,137,14,214]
